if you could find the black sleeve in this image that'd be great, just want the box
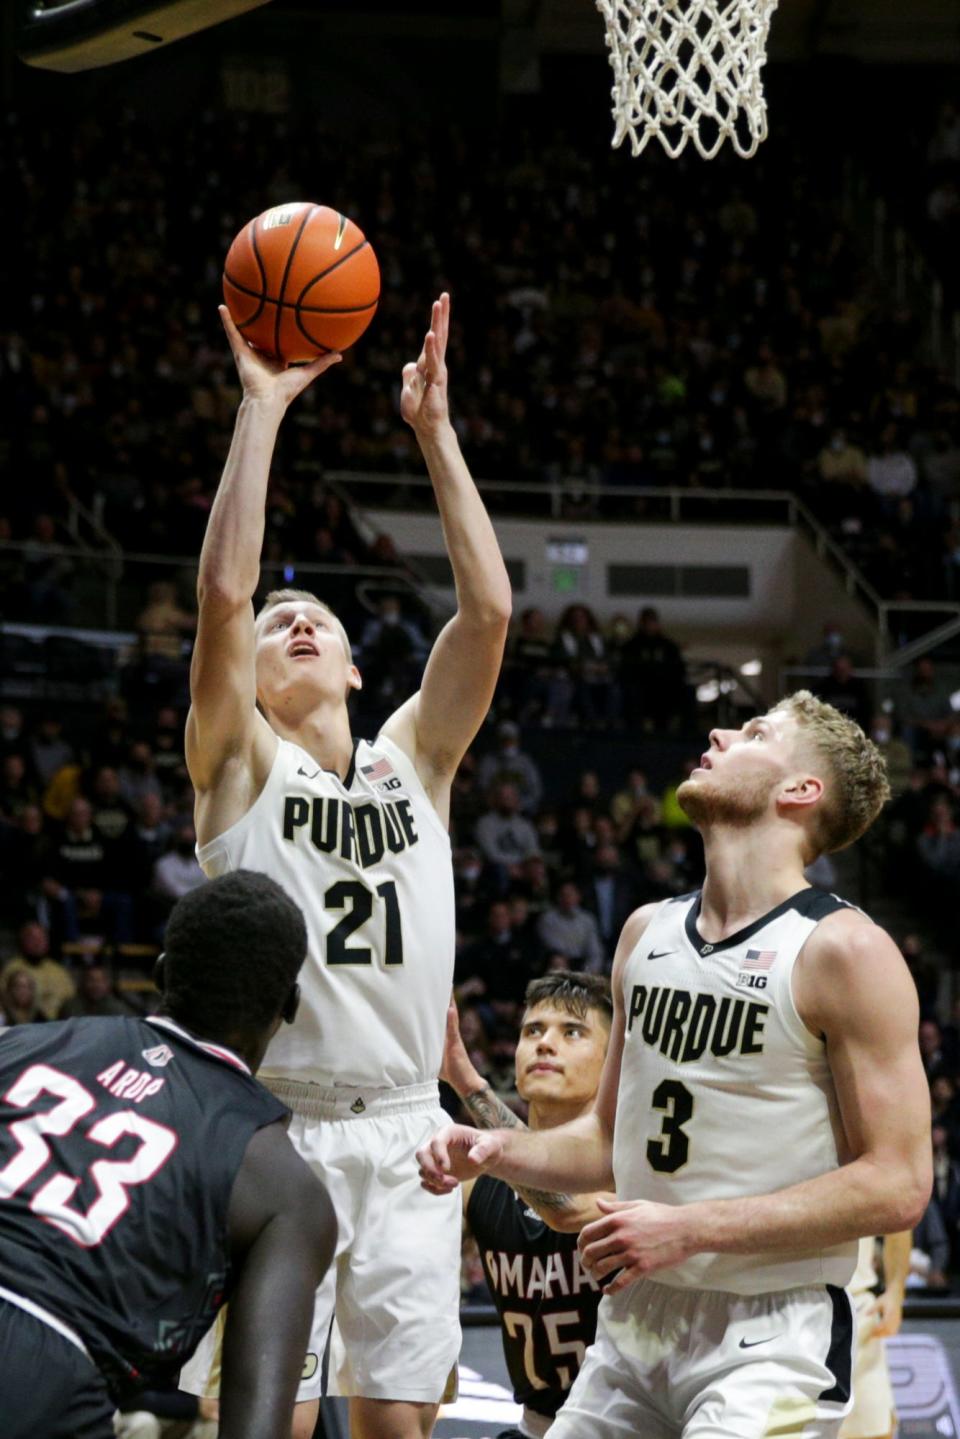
[218,1121,337,1439]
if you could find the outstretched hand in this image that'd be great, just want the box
[439,1000,478,1092]
[401,292,451,436]
[416,1122,504,1195]
[219,305,341,409]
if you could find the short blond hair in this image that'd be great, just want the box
[256,588,353,663]
[771,689,890,855]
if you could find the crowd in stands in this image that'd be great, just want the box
[1,99,960,627]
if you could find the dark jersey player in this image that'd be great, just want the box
[442,975,612,1439]
[0,869,336,1439]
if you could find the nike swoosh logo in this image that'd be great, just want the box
[739,1336,779,1349]
[647,950,674,961]
[297,766,321,779]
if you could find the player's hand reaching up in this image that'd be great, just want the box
[219,305,341,410]
[401,293,451,436]
[417,1123,503,1194]
[578,1197,697,1294]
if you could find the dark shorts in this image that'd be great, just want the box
[0,1297,115,1439]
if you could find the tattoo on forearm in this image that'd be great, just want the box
[462,1085,574,1212]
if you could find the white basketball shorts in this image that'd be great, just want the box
[546,1277,855,1439]
[180,1079,461,1405]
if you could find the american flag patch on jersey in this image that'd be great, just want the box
[740,949,777,971]
[360,757,394,782]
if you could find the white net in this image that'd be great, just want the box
[595,0,779,160]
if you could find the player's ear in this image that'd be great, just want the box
[779,774,823,810]
[348,663,362,693]
[153,953,166,994]
[281,982,301,1025]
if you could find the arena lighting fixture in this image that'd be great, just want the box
[950,690,960,712]
[740,659,763,676]
[18,0,273,73]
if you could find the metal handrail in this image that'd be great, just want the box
[327,469,888,631]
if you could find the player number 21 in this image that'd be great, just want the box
[324,879,404,966]
[0,1064,176,1248]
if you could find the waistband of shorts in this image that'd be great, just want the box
[0,1283,93,1363]
[262,1076,441,1120]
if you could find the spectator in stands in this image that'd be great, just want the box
[136,580,194,663]
[900,658,955,759]
[150,706,187,796]
[23,512,72,621]
[0,706,25,762]
[868,713,914,796]
[743,345,788,413]
[610,768,655,829]
[457,900,541,1009]
[0,919,75,1020]
[474,782,541,881]
[583,842,639,960]
[359,594,429,705]
[920,1019,952,1085]
[507,607,573,727]
[57,962,129,1020]
[803,622,851,670]
[931,1077,960,1159]
[916,797,960,907]
[43,796,133,947]
[866,424,918,507]
[817,427,867,491]
[152,823,205,908]
[0,803,50,921]
[88,696,132,773]
[1,968,45,1025]
[814,654,870,728]
[536,881,604,973]
[553,605,618,729]
[514,854,555,919]
[88,765,134,845]
[618,607,688,732]
[118,741,164,814]
[902,933,942,1023]
[929,1122,960,1277]
[476,721,543,815]
[0,752,38,819]
[27,714,75,788]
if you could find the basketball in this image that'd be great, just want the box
[222,202,380,362]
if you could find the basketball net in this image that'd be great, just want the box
[595,0,779,160]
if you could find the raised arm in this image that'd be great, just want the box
[220,1121,337,1439]
[186,310,340,826]
[380,295,511,816]
[578,912,932,1294]
[440,1001,613,1233]
[418,907,657,1199]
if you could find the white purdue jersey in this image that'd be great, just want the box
[614,886,859,1294]
[197,733,454,1089]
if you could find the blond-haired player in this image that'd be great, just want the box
[180,294,511,1439]
[840,1231,911,1439]
[419,693,931,1439]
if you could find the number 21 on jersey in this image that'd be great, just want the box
[324,878,404,966]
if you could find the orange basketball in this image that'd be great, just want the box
[222,202,380,362]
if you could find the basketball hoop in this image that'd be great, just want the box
[595,0,779,160]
